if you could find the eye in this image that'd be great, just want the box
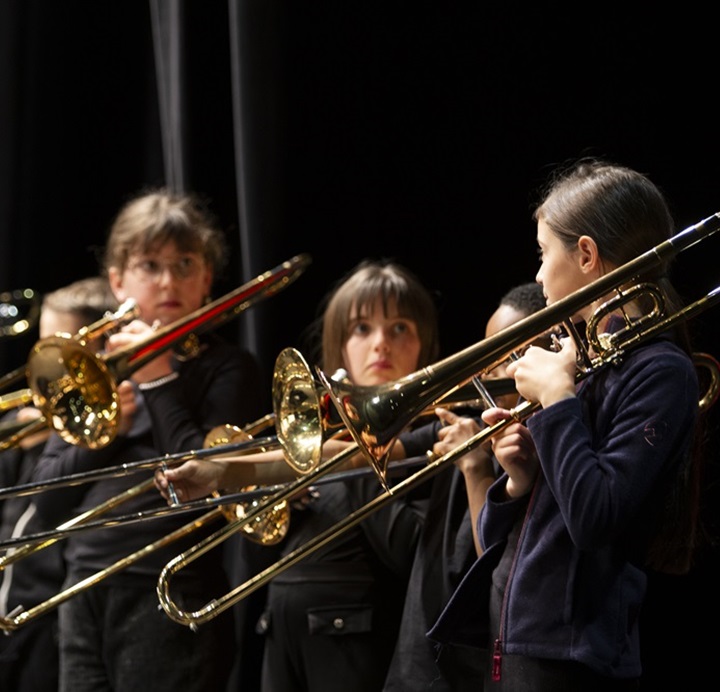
[140,259,161,274]
[176,257,198,276]
[391,320,415,336]
[350,320,370,336]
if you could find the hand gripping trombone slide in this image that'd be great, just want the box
[155,211,720,629]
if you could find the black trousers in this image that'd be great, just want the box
[0,616,59,691]
[260,576,397,692]
[57,580,235,692]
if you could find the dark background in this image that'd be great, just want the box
[1,2,718,686]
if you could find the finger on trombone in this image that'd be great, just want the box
[161,461,180,506]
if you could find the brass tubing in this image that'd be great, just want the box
[0,457,427,552]
[24,255,310,450]
[1,506,225,632]
[0,434,280,502]
[317,213,720,487]
[0,479,155,570]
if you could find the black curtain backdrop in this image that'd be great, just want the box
[1,2,719,686]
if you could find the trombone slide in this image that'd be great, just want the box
[1,506,226,632]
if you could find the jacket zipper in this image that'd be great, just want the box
[492,474,540,682]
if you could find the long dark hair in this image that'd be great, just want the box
[316,259,440,377]
[535,159,706,574]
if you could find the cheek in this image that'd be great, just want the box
[541,258,569,299]
[399,338,422,372]
[190,277,212,307]
[127,283,153,310]
[342,340,364,380]
[108,270,127,303]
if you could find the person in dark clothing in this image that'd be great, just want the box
[158,259,441,691]
[0,276,118,692]
[381,281,546,692]
[429,160,706,690]
[30,190,264,692]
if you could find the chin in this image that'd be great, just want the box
[362,373,393,387]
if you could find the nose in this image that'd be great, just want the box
[535,267,543,285]
[372,327,390,352]
[157,265,177,286]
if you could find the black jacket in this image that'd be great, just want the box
[31,334,264,587]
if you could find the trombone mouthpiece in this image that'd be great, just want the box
[115,298,138,316]
[331,369,348,383]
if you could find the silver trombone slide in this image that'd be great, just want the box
[0,457,428,552]
[0,434,279,502]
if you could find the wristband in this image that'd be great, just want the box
[137,372,179,391]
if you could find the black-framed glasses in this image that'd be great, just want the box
[127,256,204,283]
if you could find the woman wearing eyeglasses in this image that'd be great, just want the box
[31,190,264,692]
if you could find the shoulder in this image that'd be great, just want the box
[195,334,260,368]
[618,338,695,379]
[591,337,698,409]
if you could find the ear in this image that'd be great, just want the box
[107,267,126,302]
[576,235,600,274]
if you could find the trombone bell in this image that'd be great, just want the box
[205,425,290,546]
[28,337,119,449]
[272,348,324,475]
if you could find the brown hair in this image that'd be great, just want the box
[536,159,703,574]
[534,159,685,326]
[101,189,227,277]
[319,260,440,377]
[42,276,118,326]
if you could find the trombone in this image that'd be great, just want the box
[0,351,513,559]
[1,253,310,452]
[0,255,311,632]
[0,416,286,633]
[0,298,140,451]
[318,212,720,488]
[155,210,720,628]
[0,354,365,632]
[0,454,429,633]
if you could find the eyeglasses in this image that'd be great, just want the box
[127,256,205,283]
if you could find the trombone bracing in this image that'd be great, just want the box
[1,503,228,632]
[0,420,291,634]
[155,210,720,628]
[0,458,432,552]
